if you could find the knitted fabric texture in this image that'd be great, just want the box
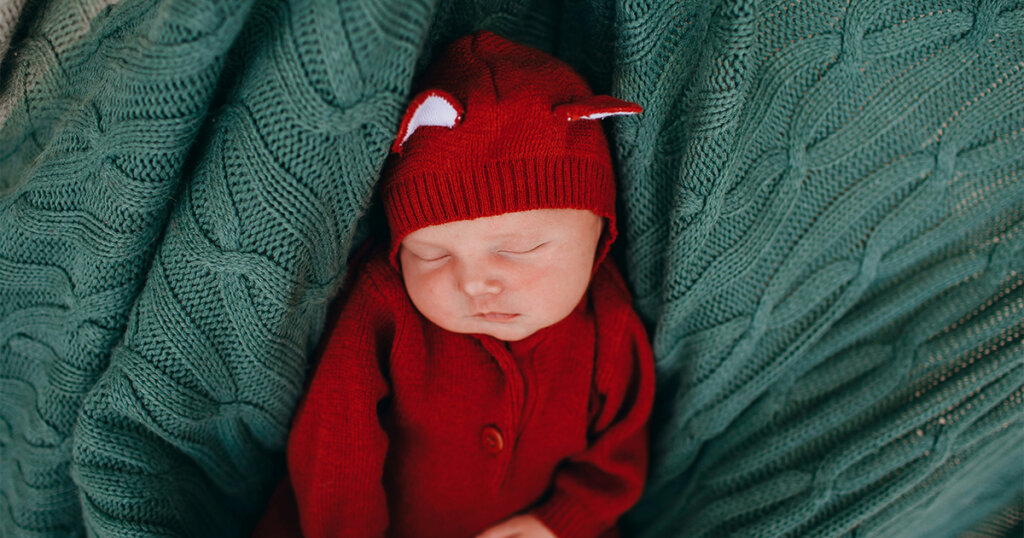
[383,30,638,265]
[0,0,26,67]
[0,1,1022,537]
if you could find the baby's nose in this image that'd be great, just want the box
[460,275,502,297]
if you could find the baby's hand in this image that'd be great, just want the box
[475,514,557,538]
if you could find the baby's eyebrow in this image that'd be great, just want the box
[491,229,549,241]
[496,235,545,245]
[401,240,447,251]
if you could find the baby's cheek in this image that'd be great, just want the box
[406,271,436,307]
[429,272,461,314]
[514,266,546,290]
[551,261,592,308]
[526,269,570,309]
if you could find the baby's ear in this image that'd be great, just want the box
[392,89,465,154]
[553,95,642,122]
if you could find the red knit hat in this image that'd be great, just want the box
[382,30,641,265]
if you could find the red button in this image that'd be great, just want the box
[481,425,504,454]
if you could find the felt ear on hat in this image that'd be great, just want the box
[554,95,643,121]
[392,89,465,154]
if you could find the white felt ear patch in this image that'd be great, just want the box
[554,95,643,122]
[573,111,636,120]
[392,90,464,153]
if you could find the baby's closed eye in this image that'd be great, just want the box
[498,241,549,255]
[405,247,450,262]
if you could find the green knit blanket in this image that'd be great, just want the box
[1,0,1021,536]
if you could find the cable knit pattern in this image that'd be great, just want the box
[0,0,121,129]
[0,0,26,66]
[616,2,1024,536]
[0,1,1021,537]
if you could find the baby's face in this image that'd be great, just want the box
[400,209,604,341]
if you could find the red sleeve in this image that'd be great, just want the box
[532,264,656,538]
[254,265,395,538]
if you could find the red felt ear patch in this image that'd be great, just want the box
[554,95,643,121]
[392,89,465,153]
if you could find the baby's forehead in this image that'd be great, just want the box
[401,209,600,246]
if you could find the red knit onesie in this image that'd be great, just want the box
[254,245,655,538]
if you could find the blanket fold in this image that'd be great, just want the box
[1,0,1021,536]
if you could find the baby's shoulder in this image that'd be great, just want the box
[588,257,653,379]
[590,257,636,306]
[324,243,414,330]
[344,243,407,299]
[589,257,649,337]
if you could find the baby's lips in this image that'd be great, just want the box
[475,312,520,322]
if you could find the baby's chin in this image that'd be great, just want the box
[475,325,539,342]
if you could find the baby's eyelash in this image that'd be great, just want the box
[500,241,549,255]
[407,250,449,262]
